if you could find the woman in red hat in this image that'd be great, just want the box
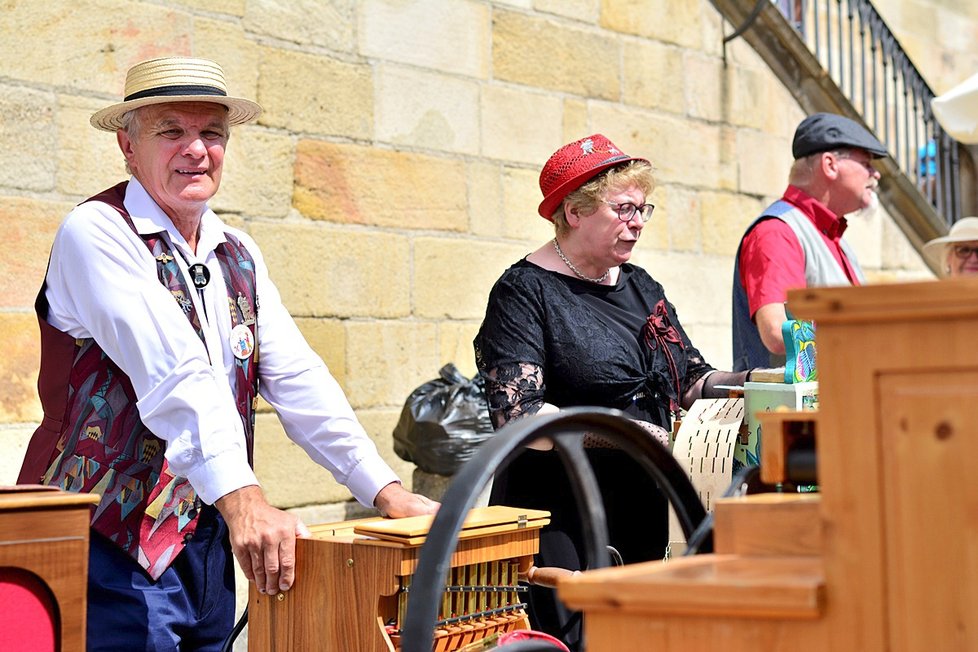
[474,134,753,650]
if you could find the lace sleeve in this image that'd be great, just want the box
[483,361,546,429]
[683,352,714,387]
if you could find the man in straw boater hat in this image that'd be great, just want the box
[18,56,438,650]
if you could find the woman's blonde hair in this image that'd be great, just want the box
[552,160,655,234]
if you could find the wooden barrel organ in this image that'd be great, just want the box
[558,279,978,651]
[248,505,550,651]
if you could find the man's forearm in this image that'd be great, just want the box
[755,302,788,355]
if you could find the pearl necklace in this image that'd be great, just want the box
[552,238,609,284]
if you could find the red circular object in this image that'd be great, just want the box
[0,568,57,652]
[498,629,571,651]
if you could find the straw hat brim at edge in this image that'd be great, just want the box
[90,94,262,132]
[920,216,978,273]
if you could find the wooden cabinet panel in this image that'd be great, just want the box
[877,371,978,652]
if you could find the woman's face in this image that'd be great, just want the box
[947,240,978,277]
[577,184,649,266]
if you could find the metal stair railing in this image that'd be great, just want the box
[785,0,961,223]
[712,0,972,253]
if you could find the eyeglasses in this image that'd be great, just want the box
[952,245,978,260]
[602,201,655,224]
[834,150,877,174]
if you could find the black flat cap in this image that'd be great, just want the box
[792,112,888,159]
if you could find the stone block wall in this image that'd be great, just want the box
[2,0,970,511]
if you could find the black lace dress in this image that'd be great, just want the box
[473,259,713,649]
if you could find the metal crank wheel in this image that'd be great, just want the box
[401,407,710,652]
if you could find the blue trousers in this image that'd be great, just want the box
[86,507,236,651]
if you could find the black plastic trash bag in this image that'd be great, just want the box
[393,363,494,476]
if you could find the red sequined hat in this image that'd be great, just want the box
[537,134,648,220]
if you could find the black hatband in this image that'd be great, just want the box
[125,84,227,102]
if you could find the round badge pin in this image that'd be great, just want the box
[189,263,211,289]
[229,324,255,360]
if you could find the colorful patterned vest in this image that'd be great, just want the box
[17,182,260,580]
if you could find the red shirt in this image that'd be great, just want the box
[739,185,861,317]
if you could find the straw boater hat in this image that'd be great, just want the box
[90,56,262,131]
[537,134,649,220]
[921,216,978,275]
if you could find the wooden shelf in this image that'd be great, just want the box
[714,494,822,557]
[561,555,824,620]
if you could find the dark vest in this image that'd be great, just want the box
[17,182,259,579]
[731,199,865,371]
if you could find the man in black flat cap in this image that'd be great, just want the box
[732,112,887,371]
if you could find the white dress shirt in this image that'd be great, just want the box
[44,178,398,506]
